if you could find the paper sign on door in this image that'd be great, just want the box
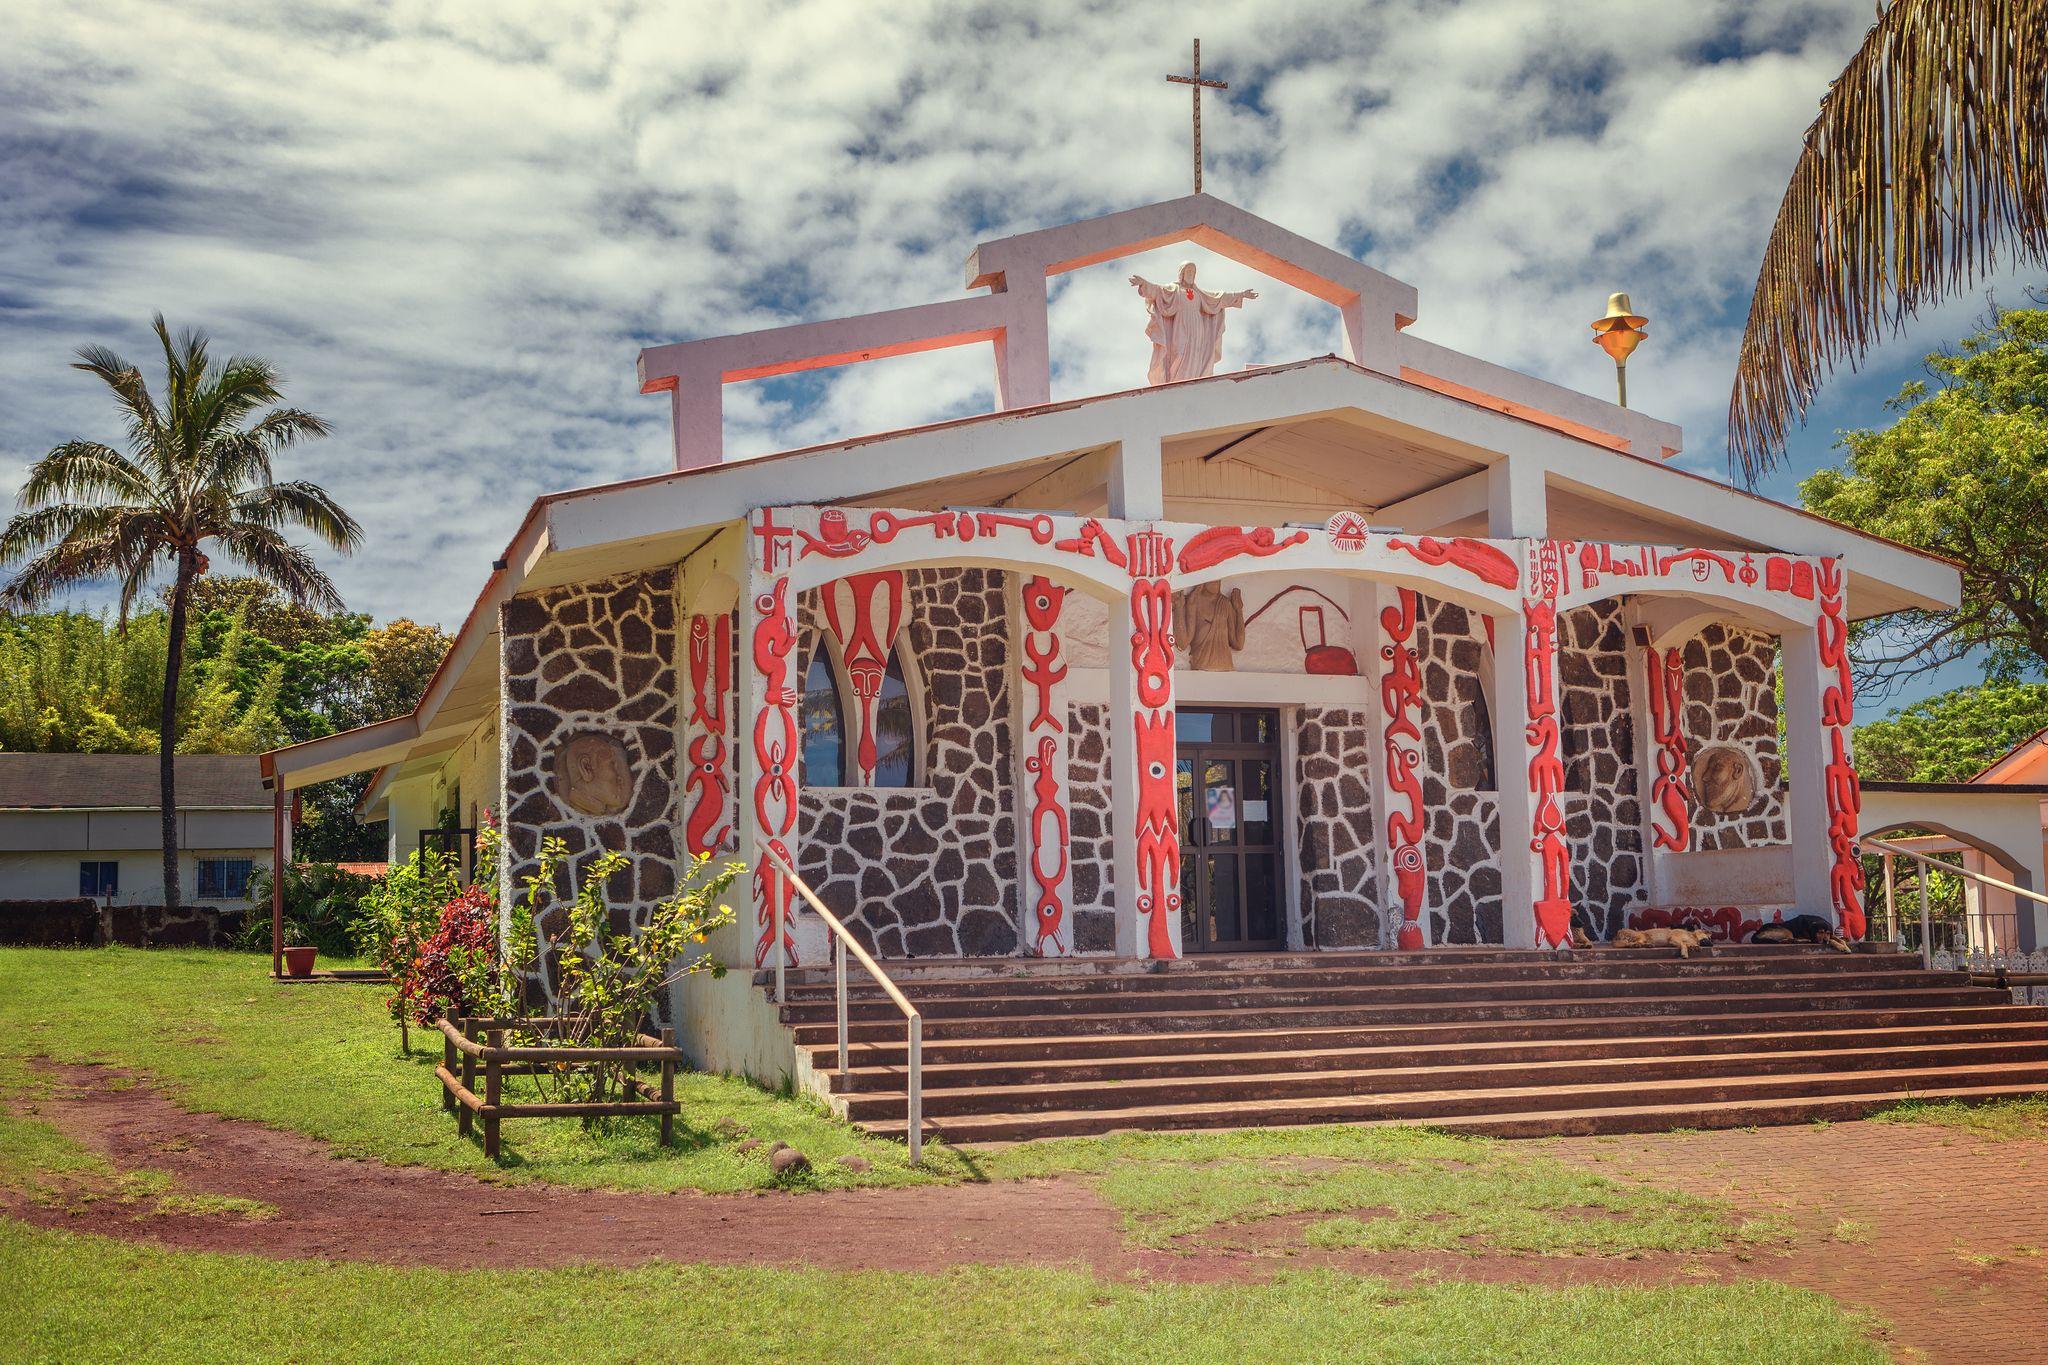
[1205,786,1237,830]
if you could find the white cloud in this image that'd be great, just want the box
[0,0,2031,667]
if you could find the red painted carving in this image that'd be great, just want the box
[973,510,1057,543]
[1385,535,1521,590]
[752,507,794,574]
[1326,510,1370,552]
[1053,518,1128,567]
[685,612,734,856]
[794,507,872,560]
[1816,559,1865,937]
[1019,576,1070,954]
[1524,540,1574,948]
[1380,588,1427,949]
[1176,525,1311,574]
[1128,542,1180,959]
[1655,548,1738,584]
[1643,640,1690,853]
[866,509,954,545]
[1026,734,1070,955]
[749,577,799,968]
[819,572,908,785]
[1020,576,1068,733]
[1764,555,1817,599]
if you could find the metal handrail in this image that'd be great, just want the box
[1859,835,2048,968]
[764,847,923,1164]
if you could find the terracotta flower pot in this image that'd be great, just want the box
[282,946,318,978]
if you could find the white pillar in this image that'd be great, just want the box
[1491,538,1575,949]
[1782,558,1864,935]
[671,370,724,472]
[1107,427,1165,522]
[993,276,1052,410]
[740,509,802,971]
[1009,573,1076,955]
[1366,580,1429,948]
[1486,458,1547,539]
[1107,527,1180,958]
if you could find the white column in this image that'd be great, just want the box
[740,509,802,972]
[1782,560,1864,933]
[1491,538,1575,949]
[1366,580,1429,949]
[1009,573,1076,955]
[1108,527,1180,958]
[1486,458,1547,539]
[993,276,1052,410]
[671,369,724,472]
[1107,427,1165,522]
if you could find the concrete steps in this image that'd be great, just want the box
[781,946,2048,1144]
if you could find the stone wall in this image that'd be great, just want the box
[1066,701,1119,953]
[1682,623,1789,850]
[794,568,1020,958]
[1417,597,1504,946]
[1295,707,1379,948]
[0,899,243,948]
[1559,601,1645,938]
[500,569,681,985]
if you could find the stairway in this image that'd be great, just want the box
[775,945,2048,1144]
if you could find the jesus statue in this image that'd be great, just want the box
[1130,262,1258,384]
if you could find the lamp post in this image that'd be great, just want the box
[1590,292,1648,408]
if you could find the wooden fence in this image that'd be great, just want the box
[436,1016,684,1158]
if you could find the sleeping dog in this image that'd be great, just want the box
[1611,926,1714,957]
[1751,914,1853,953]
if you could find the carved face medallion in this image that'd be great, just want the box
[553,732,633,816]
[1691,744,1759,815]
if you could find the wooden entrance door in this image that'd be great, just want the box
[1177,708,1285,952]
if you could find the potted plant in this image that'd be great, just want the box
[281,923,318,979]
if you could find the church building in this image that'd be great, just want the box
[267,190,2048,1143]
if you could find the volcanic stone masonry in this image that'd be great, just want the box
[794,568,1021,958]
[1558,600,1646,940]
[1416,596,1503,946]
[1294,707,1380,948]
[1682,622,1789,850]
[499,568,681,993]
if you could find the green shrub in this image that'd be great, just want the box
[236,861,379,955]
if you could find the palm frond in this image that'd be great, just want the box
[1728,0,2048,483]
[209,524,346,612]
[0,514,168,611]
[69,344,162,459]
[15,442,162,512]
[228,480,363,552]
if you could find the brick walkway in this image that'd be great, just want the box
[1548,1121,2048,1364]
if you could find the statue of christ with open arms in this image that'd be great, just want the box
[1130,262,1258,384]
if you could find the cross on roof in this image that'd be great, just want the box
[1165,38,1227,194]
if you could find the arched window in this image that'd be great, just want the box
[800,648,846,785]
[871,643,916,787]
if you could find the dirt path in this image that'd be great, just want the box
[1547,1125,2048,1364]
[9,1064,2045,1361]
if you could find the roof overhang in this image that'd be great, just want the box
[262,355,1960,795]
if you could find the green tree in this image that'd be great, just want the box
[1855,681,2048,782]
[1729,0,2048,479]
[1800,306,2048,699]
[0,317,360,909]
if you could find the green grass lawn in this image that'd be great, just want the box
[0,1220,1882,1365]
[1872,1094,2048,1140]
[0,948,1783,1260]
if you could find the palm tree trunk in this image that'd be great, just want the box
[159,558,193,911]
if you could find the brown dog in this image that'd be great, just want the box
[1612,926,1714,957]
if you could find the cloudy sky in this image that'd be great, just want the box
[2,0,2035,718]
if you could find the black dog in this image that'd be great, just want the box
[1752,914,1852,952]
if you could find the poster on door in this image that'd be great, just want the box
[1205,784,1238,831]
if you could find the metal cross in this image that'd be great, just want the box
[1165,38,1227,193]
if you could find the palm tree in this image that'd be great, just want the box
[0,316,360,909]
[1728,0,2048,483]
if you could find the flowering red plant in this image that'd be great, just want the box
[399,883,497,1025]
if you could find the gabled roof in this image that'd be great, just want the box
[0,753,268,810]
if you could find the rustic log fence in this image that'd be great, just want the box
[436,1016,684,1158]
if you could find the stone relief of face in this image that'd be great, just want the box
[558,732,633,816]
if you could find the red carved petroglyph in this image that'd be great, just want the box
[1175,524,1310,574]
[1386,535,1521,590]
[1817,559,1865,937]
[1019,576,1070,954]
[1053,518,1128,567]
[1128,534,1179,959]
[819,572,908,785]
[1525,540,1574,948]
[750,576,798,968]
[1380,588,1427,949]
[1326,510,1370,553]
[1643,639,1690,853]
[685,612,734,856]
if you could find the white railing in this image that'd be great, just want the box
[764,848,924,1164]
[1862,836,2048,973]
